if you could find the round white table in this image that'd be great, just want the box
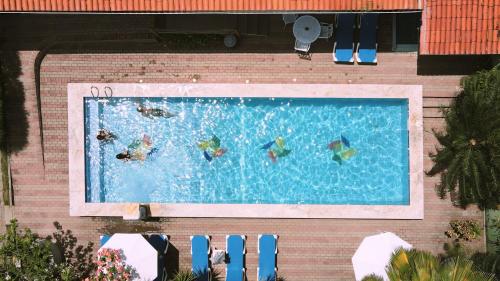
[293,15,321,44]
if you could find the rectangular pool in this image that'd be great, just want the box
[69,83,423,219]
[85,97,409,205]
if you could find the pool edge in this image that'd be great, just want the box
[68,83,424,219]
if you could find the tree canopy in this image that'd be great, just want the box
[427,65,500,209]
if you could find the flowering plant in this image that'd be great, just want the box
[445,219,482,241]
[85,248,134,281]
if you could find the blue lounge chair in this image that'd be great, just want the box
[148,234,170,281]
[257,234,278,281]
[356,14,378,64]
[99,234,111,246]
[226,235,246,281]
[333,14,356,63]
[191,235,211,281]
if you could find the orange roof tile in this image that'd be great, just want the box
[0,0,421,12]
[420,0,500,55]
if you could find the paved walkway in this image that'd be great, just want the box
[8,51,484,280]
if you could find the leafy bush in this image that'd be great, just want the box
[445,219,482,241]
[169,269,224,281]
[361,274,384,281]
[367,248,495,281]
[0,219,95,281]
[0,220,56,280]
[427,65,500,209]
[471,252,500,280]
[441,241,500,280]
[486,210,500,254]
[50,222,95,280]
[169,269,197,281]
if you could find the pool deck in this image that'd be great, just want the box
[6,51,485,280]
[68,83,423,219]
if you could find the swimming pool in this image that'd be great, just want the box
[85,97,409,205]
[69,83,423,218]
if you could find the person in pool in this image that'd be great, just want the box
[137,105,176,119]
[96,129,116,142]
[116,134,156,162]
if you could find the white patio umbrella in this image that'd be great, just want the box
[100,233,158,281]
[352,232,412,281]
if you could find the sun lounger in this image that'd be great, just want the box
[191,235,211,281]
[333,14,356,63]
[226,235,246,281]
[257,234,278,281]
[148,234,169,281]
[99,234,111,246]
[356,14,379,64]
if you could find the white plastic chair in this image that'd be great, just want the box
[294,39,311,53]
[282,14,298,27]
[319,22,334,39]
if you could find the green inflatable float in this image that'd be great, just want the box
[327,134,356,165]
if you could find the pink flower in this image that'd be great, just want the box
[88,248,135,281]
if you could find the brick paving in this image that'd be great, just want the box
[7,50,485,281]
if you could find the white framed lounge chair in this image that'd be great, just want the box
[99,234,111,246]
[257,234,278,281]
[355,13,379,64]
[146,234,170,281]
[191,235,212,281]
[226,235,246,281]
[333,14,356,63]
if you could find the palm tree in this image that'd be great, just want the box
[386,248,440,281]
[362,248,495,281]
[427,65,500,209]
[361,274,384,281]
[169,270,197,281]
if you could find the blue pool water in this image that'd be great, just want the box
[84,97,409,205]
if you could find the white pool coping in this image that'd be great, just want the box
[68,83,423,219]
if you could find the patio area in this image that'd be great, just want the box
[0,13,492,281]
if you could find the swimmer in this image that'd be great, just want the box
[137,105,176,119]
[116,134,154,162]
[96,129,116,142]
[116,151,132,161]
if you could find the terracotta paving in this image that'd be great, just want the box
[7,50,485,280]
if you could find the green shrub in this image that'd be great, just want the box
[361,274,384,281]
[169,269,223,281]
[471,252,500,280]
[0,219,95,281]
[386,248,495,281]
[0,219,57,280]
[445,219,482,241]
[169,270,197,281]
[49,221,95,280]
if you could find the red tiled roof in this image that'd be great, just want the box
[420,0,500,55]
[0,0,420,12]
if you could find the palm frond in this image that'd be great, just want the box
[428,66,500,209]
